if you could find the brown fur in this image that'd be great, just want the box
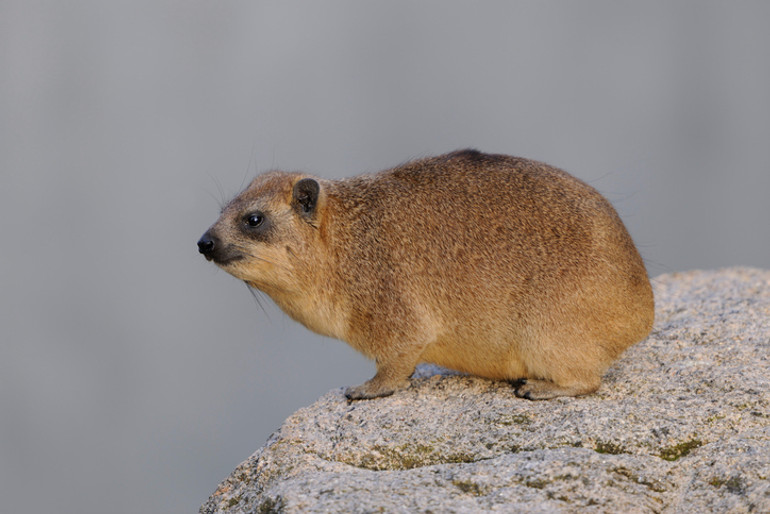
[198,150,654,400]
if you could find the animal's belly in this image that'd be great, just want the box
[419,336,526,380]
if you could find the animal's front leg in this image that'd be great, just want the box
[344,350,420,400]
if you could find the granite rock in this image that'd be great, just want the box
[201,268,770,513]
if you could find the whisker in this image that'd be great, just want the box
[207,173,230,211]
[207,191,223,212]
[241,142,258,192]
[245,282,271,320]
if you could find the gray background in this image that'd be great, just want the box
[1,1,768,513]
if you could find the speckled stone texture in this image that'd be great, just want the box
[201,268,770,513]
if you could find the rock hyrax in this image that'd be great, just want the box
[198,150,654,400]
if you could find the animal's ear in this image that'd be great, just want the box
[292,178,320,217]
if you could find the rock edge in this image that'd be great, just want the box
[201,268,770,513]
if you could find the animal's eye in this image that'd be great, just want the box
[245,213,264,228]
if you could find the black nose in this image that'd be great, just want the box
[197,233,215,255]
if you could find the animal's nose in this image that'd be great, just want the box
[197,232,215,255]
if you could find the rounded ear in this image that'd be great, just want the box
[292,178,320,216]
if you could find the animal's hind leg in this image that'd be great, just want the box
[513,331,609,400]
[513,374,600,400]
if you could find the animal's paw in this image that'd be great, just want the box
[344,380,397,401]
[513,378,599,400]
[513,379,565,400]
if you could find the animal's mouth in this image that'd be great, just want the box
[209,253,245,266]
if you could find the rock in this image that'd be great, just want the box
[200,268,770,513]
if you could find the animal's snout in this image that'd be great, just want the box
[197,230,243,265]
[197,231,216,259]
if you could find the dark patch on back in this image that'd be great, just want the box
[446,149,510,166]
[448,148,484,161]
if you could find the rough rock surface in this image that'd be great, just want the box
[201,268,770,513]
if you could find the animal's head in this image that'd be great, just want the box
[197,172,325,293]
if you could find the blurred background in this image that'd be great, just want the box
[1,1,768,513]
